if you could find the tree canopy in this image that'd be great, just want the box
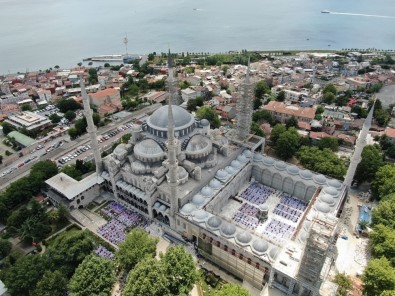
[255,80,270,100]
[116,228,158,272]
[56,98,81,113]
[160,245,198,295]
[0,238,12,258]
[372,195,395,229]
[285,116,298,128]
[276,91,286,102]
[317,137,339,152]
[65,110,77,121]
[252,110,274,125]
[68,255,115,296]
[371,165,395,200]
[297,146,346,180]
[323,83,337,95]
[196,106,220,128]
[32,270,68,296]
[370,224,395,267]
[333,273,352,296]
[213,283,250,296]
[270,123,286,144]
[275,127,300,160]
[354,145,384,183]
[363,257,395,296]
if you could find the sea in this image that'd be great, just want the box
[1,0,395,73]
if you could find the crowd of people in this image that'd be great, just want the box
[95,244,115,260]
[240,182,275,205]
[261,219,295,243]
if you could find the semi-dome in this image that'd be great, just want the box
[299,169,313,180]
[220,223,237,238]
[215,169,229,181]
[320,194,335,206]
[192,210,209,223]
[230,160,242,169]
[225,166,236,175]
[200,119,210,126]
[287,165,300,175]
[147,105,194,130]
[253,153,264,162]
[324,186,339,197]
[180,203,196,215]
[201,186,214,197]
[134,139,165,161]
[237,154,248,163]
[327,179,342,189]
[192,194,206,206]
[209,179,221,190]
[235,232,252,247]
[313,174,327,185]
[274,161,287,171]
[263,156,275,166]
[206,216,222,230]
[315,202,331,213]
[251,239,269,255]
[166,166,188,184]
[113,144,128,160]
[185,134,212,156]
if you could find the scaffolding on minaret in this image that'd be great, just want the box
[166,51,179,218]
[236,59,254,141]
[80,77,103,175]
[343,100,375,188]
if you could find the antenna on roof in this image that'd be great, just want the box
[123,33,128,56]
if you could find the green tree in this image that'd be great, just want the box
[49,113,62,124]
[381,291,395,296]
[88,68,98,84]
[322,92,336,104]
[56,98,81,113]
[213,283,250,296]
[65,110,77,121]
[270,123,286,144]
[318,137,339,152]
[316,106,324,114]
[276,91,286,102]
[1,122,13,135]
[371,165,395,200]
[323,83,337,95]
[2,254,47,296]
[123,258,169,296]
[196,106,220,128]
[121,133,131,143]
[253,98,263,110]
[252,110,273,125]
[68,255,115,296]
[285,116,298,128]
[370,224,395,266]
[372,195,395,229]
[333,273,352,296]
[354,145,384,183]
[375,109,391,127]
[275,127,300,160]
[255,80,269,99]
[363,257,395,296]
[61,165,83,180]
[31,160,58,180]
[251,122,265,137]
[116,228,158,272]
[161,245,198,295]
[0,238,12,258]
[297,146,346,179]
[32,270,68,296]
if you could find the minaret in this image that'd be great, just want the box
[80,77,103,175]
[166,51,179,221]
[343,101,375,188]
[236,59,254,141]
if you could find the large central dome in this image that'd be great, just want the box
[146,105,196,138]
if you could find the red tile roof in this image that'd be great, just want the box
[90,88,119,100]
[385,127,395,139]
[263,101,316,120]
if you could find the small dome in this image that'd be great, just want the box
[201,119,210,126]
[274,161,287,171]
[134,139,165,160]
[185,134,212,155]
[225,166,236,175]
[206,216,222,230]
[286,165,300,175]
[324,186,338,197]
[251,239,269,255]
[320,194,335,206]
[215,169,229,180]
[327,179,342,189]
[235,232,252,247]
[192,194,206,206]
[209,179,221,190]
[159,205,167,212]
[315,202,331,213]
[243,150,252,158]
[154,202,161,209]
[269,247,279,260]
[237,154,248,163]
[220,223,237,238]
[299,169,313,180]
[259,204,269,212]
[192,210,209,223]
[201,186,214,197]
[180,203,196,215]
[253,153,264,162]
[230,160,242,169]
[313,174,327,185]
[263,156,275,166]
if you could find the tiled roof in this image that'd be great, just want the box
[385,127,395,139]
[263,101,315,119]
[90,88,119,100]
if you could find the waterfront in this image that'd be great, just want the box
[1,0,395,73]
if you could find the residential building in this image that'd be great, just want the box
[263,101,316,123]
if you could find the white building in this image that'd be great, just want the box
[5,111,51,132]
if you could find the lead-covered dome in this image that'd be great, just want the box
[134,139,166,161]
[192,194,206,206]
[251,239,269,255]
[185,134,212,157]
[206,216,222,230]
[327,179,342,189]
[231,160,242,169]
[235,232,252,247]
[209,179,221,190]
[180,203,196,215]
[253,153,264,162]
[315,202,331,213]
[146,105,195,137]
[201,186,214,198]
[324,186,339,197]
[287,165,300,175]
[320,194,335,206]
[192,210,209,223]
[274,161,287,171]
[300,169,313,180]
[263,156,275,166]
[220,223,237,238]
[215,169,229,181]
[313,174,327,185]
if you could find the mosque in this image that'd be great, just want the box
[46,55,374,296]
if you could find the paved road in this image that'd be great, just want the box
[0,104,161,189]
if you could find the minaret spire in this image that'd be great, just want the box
[343,100,375,188]
[166,50,179,222]
[236,57,254,141]
[80,76,103,175]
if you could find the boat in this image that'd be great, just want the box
[90,55,123,62]
[321,10,330,14]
